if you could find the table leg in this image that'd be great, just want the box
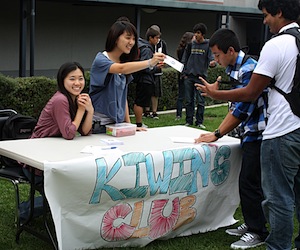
[16,169,58,249]
[16,170,36,242]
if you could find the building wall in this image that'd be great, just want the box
[84,0,260,13]
[1,1,20,75]
[0,0,262,77]
[224,0,259,8]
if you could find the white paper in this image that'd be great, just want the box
[80,145,123,156]
[169,137,195,144]
[164,55,184,72]
[100,138,124,145]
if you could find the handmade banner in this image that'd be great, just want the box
[44,143,242,250]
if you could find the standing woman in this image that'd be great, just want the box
[89,20,165,133]
[23,61,94,184]
[175,32,194,120]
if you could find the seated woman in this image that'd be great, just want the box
[23,61,94,185]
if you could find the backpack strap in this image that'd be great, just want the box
[218,54,255,85]
[269,27,300,91]
[276,27,300,49]
[241,54,251,65]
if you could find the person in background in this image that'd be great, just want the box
[143,24,167,119]
[175,31,194,121]
[23,61,94,184]
[181,23,216,129]
[195,28,268,249]
[116,16,130,22]
[196,0,300,249]
[89,21,165,132]
[133,26,164,128]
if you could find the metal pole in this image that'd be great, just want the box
[226,11,230,28]
[30,0,35,76]
[135,7,141,38]
[19,0,27,77]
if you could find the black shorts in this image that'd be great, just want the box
[135,82,153,107]
[153,75,162,97]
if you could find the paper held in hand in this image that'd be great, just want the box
[164,55,184,72]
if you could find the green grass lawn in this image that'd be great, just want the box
[0,105,298,250]
[130,105,228,131]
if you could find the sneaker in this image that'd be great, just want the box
[143,112,151,118]
[230,232,264,249]
[185,123,192,126]
[226,223,248,236]
[151,113,159,119]
[136,123,148,128]
[196,124,206,129]
[175,116,181,121]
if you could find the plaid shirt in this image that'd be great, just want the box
[226,51,268,144]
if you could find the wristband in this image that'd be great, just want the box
[148,59,154,70]
[214,129,223,139]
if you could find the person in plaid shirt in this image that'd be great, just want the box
[195,28,269,249]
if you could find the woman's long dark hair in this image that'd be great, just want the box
[105,21,138,63]
[57,62,85,120]
[176,32,194,60]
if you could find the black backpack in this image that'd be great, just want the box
[132,44,153,83]
[270,27,300,118]
[0,111,37,167]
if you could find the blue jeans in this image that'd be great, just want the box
[240,141,268,240]
[176,75,185,117]
[184,75,205,125]
[261,128,300,250]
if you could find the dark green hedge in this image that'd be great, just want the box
[0,66,228,119]
[0,74,56,118]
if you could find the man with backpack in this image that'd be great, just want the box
[195,28,268,249]
[133,26,163,128]
[196,0,300,249]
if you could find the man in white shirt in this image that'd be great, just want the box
[196,0,300,249]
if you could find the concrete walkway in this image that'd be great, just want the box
[130,103,228,117]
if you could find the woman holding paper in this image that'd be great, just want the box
[89,20,165,133]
